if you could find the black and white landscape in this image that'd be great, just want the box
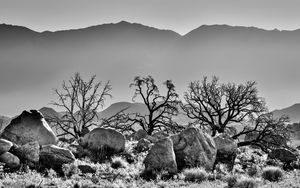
[1,1,300,187]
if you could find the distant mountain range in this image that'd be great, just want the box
[1,21,300,117]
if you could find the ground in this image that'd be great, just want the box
[0,141,299,188]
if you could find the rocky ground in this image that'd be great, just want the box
[0,110,300,188]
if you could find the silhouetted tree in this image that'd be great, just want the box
[182,76,266,136]
[127,76,183,135]
[233,113,290,152]
[182,76,291,152]
[50,72,111,138]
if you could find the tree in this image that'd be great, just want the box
[233,113,290,152]
[182,76,291,152]
[50,72,112,138]
[182,76,266,136]
[126,76,183,135]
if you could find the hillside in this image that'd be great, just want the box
[1,22,300,116]
[272,103,300,123]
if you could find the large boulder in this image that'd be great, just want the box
[79,128,125,154]
[170,127,217,171]
[0,152,20,169]
[1,110,57,145]
[11,141,40,167]
[269,148,298,164]
[144,137,177,174]
[0,139,13,155]
[39,145,75,171]
[213,133,238,170]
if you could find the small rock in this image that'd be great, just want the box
[40,145,75,171]
[0,152,20,169]
[0,139,13,155]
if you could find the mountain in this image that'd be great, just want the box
[0,115,11,132]
[1,21,300,116]
[272,103,300,123]
[39,107,62,119]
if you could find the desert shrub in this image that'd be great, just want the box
[290,158,300,170]
[235,177,258,188]
[226,174,238,188]
[45,168,57,179]
[140,170,157,181]
[247,165,260,177]
[265,158,283,167]
[182,167,208,182]
[62,163,81,177]
[227,175,258,188]
[111,156,128,169]
[261,166,283,182]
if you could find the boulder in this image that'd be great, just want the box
[144,137,177,174]
[11,141,40,167]
[1,110,57,145]
[152,132,169,140]
[79,128,125,154]
[145,135,159,143]
[136,138,152,153]
[170,127,217,171]
[213,133,237,170]
[269,148,298,164]
[134,129,148,141]
[0,139,13,155]
[39,145,75,171]
[0,152,20,169]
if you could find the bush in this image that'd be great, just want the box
[261,166,283,182]
[182,167,208,183]
[62,163,81,177]
[235,177,258,188]
[111,156,128,169]
[226,175,238,188]
[247,165,260,177]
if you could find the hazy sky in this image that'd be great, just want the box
[1,0,300,35]
[1,0,300,116]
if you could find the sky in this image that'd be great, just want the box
[1,0,300,35]
[1,0,300,116]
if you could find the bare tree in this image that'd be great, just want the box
[182,76,266,136]
[50,72,112,138]
[125,76,183,135]
[233,113,290,152]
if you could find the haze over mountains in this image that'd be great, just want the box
[0,21,300,116]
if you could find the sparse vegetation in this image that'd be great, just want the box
[261,166,284,182]
[182,167,208,183]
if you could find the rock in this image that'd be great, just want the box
[152,132,169,140]
[170,127,217,171]
[39,145,75,171]
[144,137,177,174]
[269,148,298,164]
[136,138,152,152]
[78,165,96,174]
[213,133,237,170]
[0,152,20,169]
[145,135,159,143]
[134,129,148,141]
[1,110,57,145]
[79,128,125,154]
[11,141,40,167]
[0,139,13,155]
